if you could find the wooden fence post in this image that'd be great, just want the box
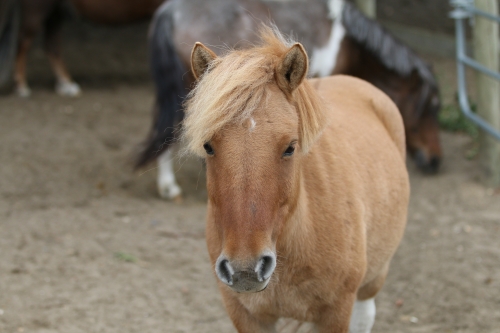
[474,0,500,187]
[355,0,376,18]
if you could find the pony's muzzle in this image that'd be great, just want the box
[215,252,276,293]
[414,149,441,174]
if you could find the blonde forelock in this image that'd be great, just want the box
[182,26,326,156]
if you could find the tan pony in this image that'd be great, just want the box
[183,28,409,333]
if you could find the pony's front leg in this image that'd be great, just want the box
[15,0,51,98]
[315,294,357,333]
[15,26,36,97]
[348,298,376,333]
[44,4,81,97]
[157,148,182,201]
[222,292,277,333]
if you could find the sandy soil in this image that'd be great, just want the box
[0,22,499,333]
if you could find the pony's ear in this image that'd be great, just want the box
[191,42,217,80]
[276,43,308,94]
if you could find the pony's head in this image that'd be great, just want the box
[183,28,325,293]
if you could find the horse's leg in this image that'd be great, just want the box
[15,27,36,97]
[315,293,357,333]
[157,148,182,201]
[44,3,80,97]
[348,266,389,333]
[348,299,376,333]
[15,0,56,97]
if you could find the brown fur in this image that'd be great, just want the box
[184,29,409,332]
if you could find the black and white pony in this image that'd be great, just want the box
[137,0,441,199]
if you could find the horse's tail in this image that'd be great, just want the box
[0,0,20,88]
[135,1,187,168]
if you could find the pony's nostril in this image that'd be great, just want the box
[216,258,234,286]
[429,156,441,171]
[255,253,276,282]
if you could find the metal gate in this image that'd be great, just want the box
[450,0,500,140]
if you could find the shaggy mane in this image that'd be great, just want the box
[342,1,436,87]
[182,27,326,156]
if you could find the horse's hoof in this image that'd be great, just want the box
[16,86,31,98]
[56,81,81,97]
[158,182,182,201]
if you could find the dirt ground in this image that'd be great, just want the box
[0,22,499,333]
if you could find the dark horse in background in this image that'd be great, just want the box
[136,0,442,200]
[0,0,164,97]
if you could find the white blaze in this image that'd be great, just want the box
[250,117,256,131]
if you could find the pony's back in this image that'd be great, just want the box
[313,75,406,159]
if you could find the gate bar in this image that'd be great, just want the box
[450,0,500,140]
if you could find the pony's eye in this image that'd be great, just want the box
[203,142,214,155]
[283,145,295,157]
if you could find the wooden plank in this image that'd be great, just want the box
[355,0,376,18]
[474,0,500,187]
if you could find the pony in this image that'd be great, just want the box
[183,26,409,333]
[135,0,441,201]
[0,0,165,97]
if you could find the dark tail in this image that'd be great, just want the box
[0,0,20,87]
[135,1,187,168]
